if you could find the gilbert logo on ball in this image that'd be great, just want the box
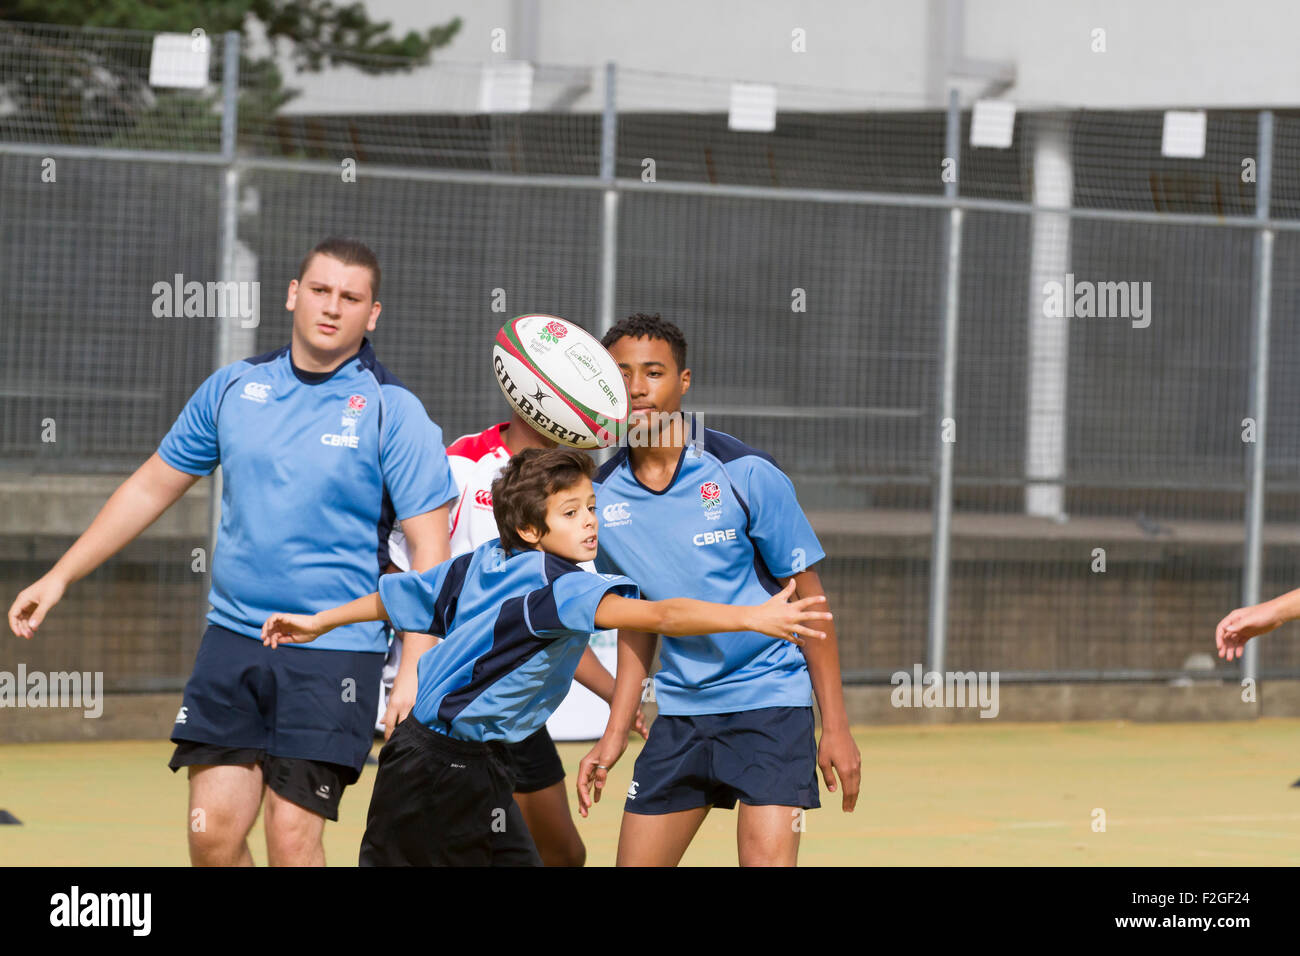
[493,314,630,449]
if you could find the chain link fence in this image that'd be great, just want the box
[3,20,1300,692]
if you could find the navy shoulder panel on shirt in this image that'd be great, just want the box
[356,340,410,391]
[244,344,288,366]
[542,551,583,582]
[595,447,629,483]
[526,552,590,633]
[433,551,475,634]
[702,428,780,468]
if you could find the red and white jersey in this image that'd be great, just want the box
[388,422,511,567]
[444,422,514,557]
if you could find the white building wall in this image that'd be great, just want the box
[277,0,1300,114]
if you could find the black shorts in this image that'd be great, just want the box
[168,624,385,821]
[359,718,542,867]
[624,706,820,815]
[169,741,358,822]
[506,725,566,794]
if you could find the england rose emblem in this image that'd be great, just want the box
[700,481,721,511]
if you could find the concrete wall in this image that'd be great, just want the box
[4,681,1299,743]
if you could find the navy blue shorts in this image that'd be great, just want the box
[169,624,384,792]
[624,706,820,814]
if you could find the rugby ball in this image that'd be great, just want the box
[493,315,630,448]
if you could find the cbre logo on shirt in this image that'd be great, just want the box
[322,394,366,449]
[693,528,738,547]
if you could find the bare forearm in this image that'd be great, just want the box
[574,645,614,702]
[604,631,655,738]
[395,632,437,678]
[51,454,196,585]
[803,612,849,732]
[315,592,389,633]
[392,514,450,676]
[794,574,850,732]
[653,598,751,637]
[1265,588,1300,626]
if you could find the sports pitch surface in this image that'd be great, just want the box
[2,719,1298,866]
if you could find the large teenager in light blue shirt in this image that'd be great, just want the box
[260,446,832,866]
[576,314,863,867]
[7,238,457,867]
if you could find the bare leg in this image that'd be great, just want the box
[616,806,711,867]
[187,764,263,866]
[263,786,327,866]
[736,803,801,867]
[515,781,586,867]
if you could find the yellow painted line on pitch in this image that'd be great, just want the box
[1202,828,1300,841]
[1005,812,1300,830]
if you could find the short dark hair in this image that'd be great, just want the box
[601,313,687,373]
[492,447,596,554]
[297,237,381,300]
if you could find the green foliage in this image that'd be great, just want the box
[0,1,462,151]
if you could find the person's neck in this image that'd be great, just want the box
[628,410,690,471]
[290,332,364,374]
[501,414,555,455]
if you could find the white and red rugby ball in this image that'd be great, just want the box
[493,314,630,448]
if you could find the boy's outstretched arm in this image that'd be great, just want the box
[577,629,656,817]
[787,568,861,813]
[592,579,831,644]
[1216,587,1300,660]
[262,592,389,648]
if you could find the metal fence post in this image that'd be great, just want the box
[927,88,962,678]
[596,61,619,464]
[598,61,618,337]
[1242,108,1274,688]
[208,31,241,596]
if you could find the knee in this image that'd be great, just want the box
[264,798,324,864]
[544,835,586,868]
[187,811,249,865]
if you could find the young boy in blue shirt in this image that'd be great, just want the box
[260,446,831,866]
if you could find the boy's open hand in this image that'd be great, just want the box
[1215,601,1281,661]
[262,612,324,648]
[743,580,831,646]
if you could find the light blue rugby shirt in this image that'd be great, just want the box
[379,540,639,743]
[157,339,459,653]
[593,423,825,716]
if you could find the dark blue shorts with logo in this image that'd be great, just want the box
[624,705,821,814]
[168,624,384,821]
